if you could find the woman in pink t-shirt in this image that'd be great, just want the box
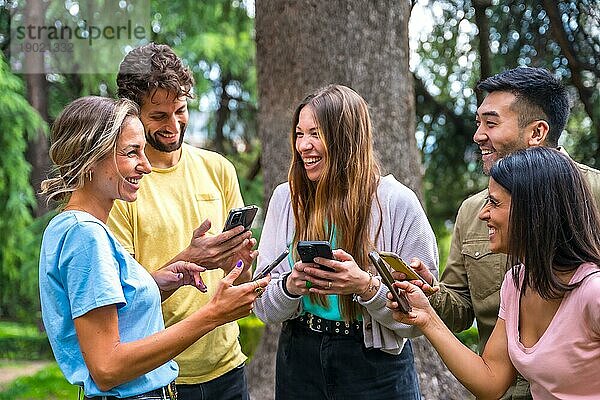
[389,147,600,399]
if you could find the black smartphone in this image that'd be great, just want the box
[368,251,411,314]
[296,241,335,272]
[223,205,259,232]
[253,249,290,281]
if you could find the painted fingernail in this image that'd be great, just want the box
[236,260,243,268]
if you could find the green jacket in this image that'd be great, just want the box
[430,156,600,354]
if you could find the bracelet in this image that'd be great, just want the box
[282,273,302,299]
[357,270,374,298]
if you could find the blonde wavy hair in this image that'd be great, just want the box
[289,84,382,321]
[41,96,139,205]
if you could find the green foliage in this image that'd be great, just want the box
[0,321,52,360]
[226,144,264,209]
[151,0,257,154]
[414,0,600,238]
[455,325,479,353]
[0,54,48,321]
[0,363,76,400]
[238,315,265,361]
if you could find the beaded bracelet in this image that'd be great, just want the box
[357,270,374,297]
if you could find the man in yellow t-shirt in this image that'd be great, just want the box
[108,43,257,400]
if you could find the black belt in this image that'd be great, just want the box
[293,313,362,336]
[84,381,177,400]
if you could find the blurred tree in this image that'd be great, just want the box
[250,1,469,399]
[0,53,47,322]
[151,0,258,154]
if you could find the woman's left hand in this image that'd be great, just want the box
[304,249,372,296]
[153,261,207,292]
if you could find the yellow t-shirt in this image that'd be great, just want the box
[107,143,247,384]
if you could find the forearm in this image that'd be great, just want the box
[421,312,510,399]
[87,305,223,391]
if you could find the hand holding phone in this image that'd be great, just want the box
[368,251,411,314]
[253,249,290,281]
[297,241,335,272]
[378,251,435,295]
[223,205,258,232]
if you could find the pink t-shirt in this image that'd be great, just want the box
[499,263,600,399]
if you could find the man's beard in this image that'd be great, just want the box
[146,124,186,153]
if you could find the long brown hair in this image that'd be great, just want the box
[289,84,382,321]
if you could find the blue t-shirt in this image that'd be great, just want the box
[39,211,178,397]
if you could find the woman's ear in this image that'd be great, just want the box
[527,120,549,146]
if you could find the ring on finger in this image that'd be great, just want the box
[305,280,312,289]
[254,286,264,297]
[327,281,332,289]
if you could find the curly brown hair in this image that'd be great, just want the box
[117,43,194,106]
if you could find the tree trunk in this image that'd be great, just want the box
[473,0,492,105]
[24,0,50,217]
[251,1,470,399]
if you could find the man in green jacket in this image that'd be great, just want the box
[398,67,600,399]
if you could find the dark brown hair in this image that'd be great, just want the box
[117,43,194,106]
[491,147,600,299]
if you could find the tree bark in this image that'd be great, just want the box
[24,0,50,217]
[473,0,492,105]
[251,1,470,399]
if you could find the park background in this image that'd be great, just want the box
[0,0,598,399]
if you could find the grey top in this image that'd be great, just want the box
[253,174,439,354]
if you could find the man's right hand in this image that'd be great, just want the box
[184,219,254,271]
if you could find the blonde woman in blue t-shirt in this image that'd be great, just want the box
[39,96,269,400]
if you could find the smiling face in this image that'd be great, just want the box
[295,106,327,182]
[93,117,152,203]
[474,91,530,174]
[478,177,511,253]
[140,88,189,154]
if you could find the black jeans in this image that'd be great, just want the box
[176,364,248,400]
[276,320,421,400]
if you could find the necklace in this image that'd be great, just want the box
[63,205,89,213]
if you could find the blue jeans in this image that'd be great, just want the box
[276,320,421,400]
[176,364,249,400]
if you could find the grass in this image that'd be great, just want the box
[0,363,76,400]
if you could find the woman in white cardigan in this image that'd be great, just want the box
[253,84,439,400]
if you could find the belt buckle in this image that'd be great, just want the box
[166,382,177,400]
[306,313,323,333]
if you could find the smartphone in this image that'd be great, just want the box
[368,251,411,314]
[223,205,259,232]
[296,241,335,272]
[253,249,290,281]
[378,251,434,295]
